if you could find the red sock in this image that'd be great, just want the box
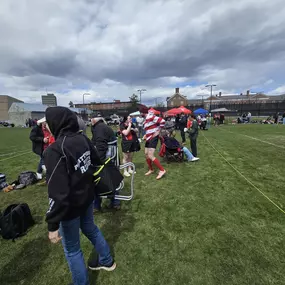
[152,158,165,171]
[146,158,153,170]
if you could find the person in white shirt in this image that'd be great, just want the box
[247,112,252,123]
[136,114,145,138]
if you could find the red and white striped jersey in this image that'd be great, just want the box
[144,114,165,141]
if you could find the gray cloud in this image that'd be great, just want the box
[0,0,285,105]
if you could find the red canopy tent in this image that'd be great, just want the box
[165,108,180,116]
[177,106,192,114]
[148,107,161,115]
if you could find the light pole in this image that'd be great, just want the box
[82,93,91,119]
[82,92,91,105]
[205,84,216,112]
[137,89,147,104]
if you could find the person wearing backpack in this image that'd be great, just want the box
[44,106,116,285]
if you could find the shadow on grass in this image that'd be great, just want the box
[0,236,51,284]
[89,208,135,284]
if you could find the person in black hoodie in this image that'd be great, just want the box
[91,116,120,211]
[179,113,187,143]
[44,107,116,285]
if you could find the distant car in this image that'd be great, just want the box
[104,117,113,125]
[110,114,120,125]
[0,121,15,127]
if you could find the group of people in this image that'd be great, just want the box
[28,107,200,285]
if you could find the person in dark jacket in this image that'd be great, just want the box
[91,116,120,211]
[44,107,116,285]
[179,113,187,143]
[29,117,48,180]
[188,115,199,157]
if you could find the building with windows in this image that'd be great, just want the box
[75,100,148,115]
[0,95,23,120]
[166,88,188,107]
[42,93,57,106]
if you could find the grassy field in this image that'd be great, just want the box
[0,124,285,285]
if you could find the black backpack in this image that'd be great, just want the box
[0,203,35,241]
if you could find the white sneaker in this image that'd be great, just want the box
[36,173,43,180]
[124,171,131,177]
[128,169,136,174]
[42,165,47,173]
[191,157,200,162]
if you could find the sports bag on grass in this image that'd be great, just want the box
[0,203,35,241]
[11,171,38,189]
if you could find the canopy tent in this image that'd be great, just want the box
[148,107,160,115]
[211,108,232,113]
[129,111,141,116]
[165,108,180,116]
[178,106,192,114]
[194,108,209,115]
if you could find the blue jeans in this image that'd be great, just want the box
[37,156,44,173]
[283,118,285,125]
[60,203,113,285]
[182,146,194,161]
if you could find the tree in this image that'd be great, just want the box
[69,101,74,108]
[156,102,165,108]
[129,93,139,107]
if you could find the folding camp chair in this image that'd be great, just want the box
[99,139,135,201]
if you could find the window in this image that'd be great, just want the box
[181,100,184,105]
[171,101,174,106]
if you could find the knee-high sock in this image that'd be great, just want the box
[152,158,164,171]
[146,158,153,170]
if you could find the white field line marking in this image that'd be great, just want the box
[0,151,33,162]
[0,149,31,157]
[219,128,285,150]
[202,132,285,215]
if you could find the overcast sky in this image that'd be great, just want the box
[1,0,285,106]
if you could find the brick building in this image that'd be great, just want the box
[166,88,188,107]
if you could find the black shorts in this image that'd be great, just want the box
[145,136,159,149]
[121,140,140,153]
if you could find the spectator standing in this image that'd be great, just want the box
[188,115,199,157]
[120,116,140,177]
[175,115,180,130]
[283,112,285,125]
[179,113,187,143]
[136,114,145,139]
[44,107,116,285]
[91,116,120,211]
[29,117,50,180]
[247,112,252,123]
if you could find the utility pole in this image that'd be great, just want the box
[205,84,216,112]
[137,89,147,104]
[82,93,91,119]
[197,94,207,107]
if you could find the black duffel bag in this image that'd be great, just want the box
[0,203,35,241]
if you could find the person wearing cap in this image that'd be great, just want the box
[29,117,52,180]
[90,115,121,211]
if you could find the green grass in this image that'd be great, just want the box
[0,124,285,285]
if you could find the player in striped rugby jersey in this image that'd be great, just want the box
[143,110,166,180]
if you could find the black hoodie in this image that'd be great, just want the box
[44,107,101,231]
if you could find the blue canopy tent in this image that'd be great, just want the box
[194,108,208,115]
